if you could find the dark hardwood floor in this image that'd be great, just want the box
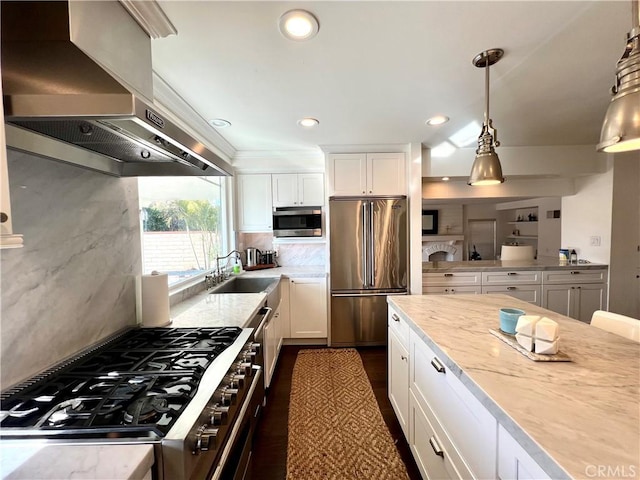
[250,345,422,479]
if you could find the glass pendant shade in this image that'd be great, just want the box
[597,1,640,153]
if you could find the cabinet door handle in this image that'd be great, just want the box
[507,272,517,276]
[430,357,445,374]
[400,355,407,361]
[507,286,516,291]
[392,313,400,322]
[429,437,444,458]
[444,273,453,277]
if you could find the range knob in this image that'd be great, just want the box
[193,425,218,454]
[236,362,253,377]
[250,342,261,355]
[219,386,238,406]
[242,351,257,363]
[209,405,229,426]
[230,374,245,389]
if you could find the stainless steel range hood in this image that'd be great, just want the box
[1,1,233,177]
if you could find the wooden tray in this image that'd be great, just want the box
[243,264,277,271]
[489,329,571,362]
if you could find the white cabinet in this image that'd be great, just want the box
[410,329,497,480]
[542,269,608,323]
[423,271,482,295]
[327,153,406,196]
[236,174,273,232]
[289,277,327,338]
[409,390,465,480]
[388,307,410,438]
[498,425,550,480]
[543,283,607,323]
[272,173,324,207]
[481,270,542,305]
[263,308,278,388]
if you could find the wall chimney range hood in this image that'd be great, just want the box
[1,1,233,177]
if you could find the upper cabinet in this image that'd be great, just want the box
[327,153,406,196]
[236,174,273,232]
[272,173,324,207]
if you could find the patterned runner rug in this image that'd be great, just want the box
[286,348,409,480]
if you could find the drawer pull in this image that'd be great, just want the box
[507,286,516,291]
[429,437,444,458]
[444,273,453,277]
[507,272,517,276]
[392,313,400,322]
[430,357,446,374]
[570,271,580,275]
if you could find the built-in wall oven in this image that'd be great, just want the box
[0,326,263,480]
[272,206,322,238]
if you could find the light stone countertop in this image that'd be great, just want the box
[169,265,326,328]
[0,444,154,480]
[422,259,608,272]
[0,265,327,479]
[388,294,640,479]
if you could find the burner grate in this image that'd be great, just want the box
[0,327,243,436]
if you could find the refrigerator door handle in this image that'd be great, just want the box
[361,202,368,288]
[369,201,375,288]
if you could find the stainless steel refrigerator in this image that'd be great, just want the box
[329,196,408,346]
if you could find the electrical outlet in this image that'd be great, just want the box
[590,236,601,246]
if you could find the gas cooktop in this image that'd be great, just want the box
[0,327,243,439]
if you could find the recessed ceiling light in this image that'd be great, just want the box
[209,118,231,129]
[298,117,319,127]
[442,177,450,181]
[431,141,456,158]
[279,10,319,41]
[426,115,450,126]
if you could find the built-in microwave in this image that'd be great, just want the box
[272,207,322,237]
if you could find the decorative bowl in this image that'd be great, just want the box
[499,308,526,334]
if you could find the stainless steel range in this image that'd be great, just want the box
[0,326,263,480]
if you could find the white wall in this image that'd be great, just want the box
[1,151,141,389]
[422,203,463,235]
[561,160,613,264]
[609,153,640,318]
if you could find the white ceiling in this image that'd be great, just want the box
[151,1,632,158]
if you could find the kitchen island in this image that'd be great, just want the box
[388,294,639,479]
[422,258,608,272]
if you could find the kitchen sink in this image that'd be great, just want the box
[209,276,281,307]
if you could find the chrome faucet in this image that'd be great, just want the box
[215,250,242,279]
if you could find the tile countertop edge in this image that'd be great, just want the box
[422,260,608,272]
[386,294,639,480]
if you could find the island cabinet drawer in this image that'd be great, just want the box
[409,390,470,480]
[423,286,481,295]
[542,269,607,284]
[498,424,551,480]
[481,285,541,305]
[423,272,482,286]
[410,330,497,480]
[482,270,541,285]
[388,306,409,348]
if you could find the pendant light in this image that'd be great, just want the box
[468,49,505,186]
[597,0,640,153]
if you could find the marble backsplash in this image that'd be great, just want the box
[238,233,326,267]
[0,151,141,390]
